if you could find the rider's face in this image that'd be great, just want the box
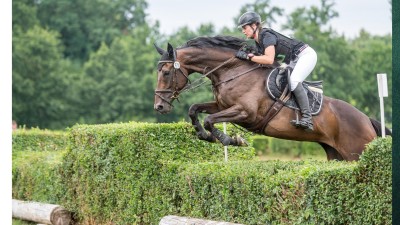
[241,24,255,39]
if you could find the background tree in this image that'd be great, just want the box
[12,0,39,33]
[282,0,359,102]
[11,0,392,129]
[12,26,77,129]
[350,31,392,124]
[79,24,159,124]
[36,0,148,61]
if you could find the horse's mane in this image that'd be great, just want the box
[181,36,247,51]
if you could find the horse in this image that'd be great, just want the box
[153,36,390,161]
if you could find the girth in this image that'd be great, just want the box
[247,67,324,134]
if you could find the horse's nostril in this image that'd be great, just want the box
[156,104,164,111]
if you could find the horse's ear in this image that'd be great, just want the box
[154,43,166,55]
[167,43,175,60]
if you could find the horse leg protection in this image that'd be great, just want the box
[211,128,233,146]
[192,119,216,142]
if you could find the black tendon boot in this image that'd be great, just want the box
[290,84,314,131]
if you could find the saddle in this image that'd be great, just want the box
[247,67,324,134]
[266,67,324,115]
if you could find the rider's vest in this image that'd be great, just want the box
[256,28,305,64]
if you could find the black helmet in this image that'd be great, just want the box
[237,12,261,28]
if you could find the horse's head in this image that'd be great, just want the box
[154,36,249,114]
[154,43,190,114]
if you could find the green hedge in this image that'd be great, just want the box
[61,122,255,223]
[303,137,392,224]
[12,150,66,203]
[251,135,325,157]
[12,128,68,152]
[12,123,391,224]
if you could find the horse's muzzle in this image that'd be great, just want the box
[154,103,171,114]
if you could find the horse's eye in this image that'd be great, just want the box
[163,71,170,76]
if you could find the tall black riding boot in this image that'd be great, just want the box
[290,83,314,131]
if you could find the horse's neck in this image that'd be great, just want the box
[178,48,235,75]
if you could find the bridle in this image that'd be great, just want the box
[155,46,264,107]
[155,56,237,107]
[154,60,191,107]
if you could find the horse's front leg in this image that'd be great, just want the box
[188,102,220,143]
[203,105,250,146]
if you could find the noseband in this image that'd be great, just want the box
[155,45,257,107]
[155,60,190,107]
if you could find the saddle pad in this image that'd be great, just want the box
[266,68,323,115]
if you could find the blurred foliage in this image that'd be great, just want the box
[12,0,392,130]
[251,135,326,159]
[12,126,391,224]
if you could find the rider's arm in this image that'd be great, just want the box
[249,45,275,65]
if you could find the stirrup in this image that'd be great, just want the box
[290,117,313,132]
[290,110,300,127]
[298,120,314,132]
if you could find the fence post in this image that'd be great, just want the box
[223,122,228,162]
[377,73,388,137]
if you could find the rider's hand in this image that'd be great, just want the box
[236,50,252,61]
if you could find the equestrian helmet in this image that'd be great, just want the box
[237,12,261,28]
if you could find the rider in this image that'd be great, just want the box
[235,11,317,131]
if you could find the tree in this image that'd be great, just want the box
[79,25,160,124]
[12,0,39,33]
[350,31,392,124]
[282,0,360,101]
[12,26,78,129]
[36,0,148,61]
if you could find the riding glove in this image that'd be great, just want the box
[236,50,251,60]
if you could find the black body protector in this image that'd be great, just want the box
[256,28,305,64]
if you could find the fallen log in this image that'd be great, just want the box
[12,199,72,225]
[159,215,244,225]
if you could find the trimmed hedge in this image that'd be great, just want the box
[303,137,392,224]
[61,122,255,224]
[12,128,68,152]
[12,150,66,203]
[12,122,391,224]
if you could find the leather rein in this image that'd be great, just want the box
[155,56,262,107]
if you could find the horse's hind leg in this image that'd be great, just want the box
[188,102,220,143]
[319,143,344,161]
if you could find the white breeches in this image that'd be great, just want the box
[289,46,317,91]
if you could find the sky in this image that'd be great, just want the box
[145,0,392,38]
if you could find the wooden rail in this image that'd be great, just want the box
[12,199,72,225]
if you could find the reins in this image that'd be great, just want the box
[179,56,236,93]
[214,64,264,87]
[155,46,267,106]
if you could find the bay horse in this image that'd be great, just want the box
[153,36,390,161]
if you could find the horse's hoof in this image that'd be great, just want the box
[235,135,248,147]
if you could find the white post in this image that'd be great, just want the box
[377,73,388,137]
[223,122,228,162]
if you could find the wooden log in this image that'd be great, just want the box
[159,215,245,225]
[12,199,72,225]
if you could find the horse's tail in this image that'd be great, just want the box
[369,118,392,136]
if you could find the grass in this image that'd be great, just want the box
[12,219,35,225]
